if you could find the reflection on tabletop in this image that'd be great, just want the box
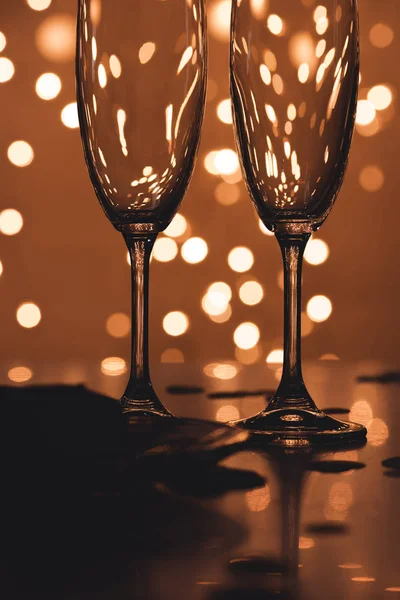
[0,360,399,598]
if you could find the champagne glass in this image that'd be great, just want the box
[230,0,366,444]
[76,0,206,420]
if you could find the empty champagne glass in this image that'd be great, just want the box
[76,0,207,420]
[230,0,366,444]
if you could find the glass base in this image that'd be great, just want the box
[230,407,367,447]
[119,392,175,421]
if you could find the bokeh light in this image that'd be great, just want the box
[0,209,23,236]
[204,362,238,380]
[367,418,389,447]
[246,484,271,512]
[106,313,130,338]
[139,42,156,64]
[101,357,127,377]
[304,239,329,265]
[8,366,33,383]
[367,85,392,111]
[16,302,42,329]
[215,181,240,205]
[35,14,76,62]
[228,247,254,272]
[26,0,52,10]
[0,260,3,277]
[209,0,231,42]
[369,23,394,49]
[267,14,284,36]
[217,98,233,124]
[7,141,34,167]
[216,405,240,422]
[266,349,284,364]
[164,214,187,238]
[161,348,184,363]
[355,100,376,126]
[239,281,264,305]
[359,166,384,192]
[0,32,6,52]
[61,102,79,129]
[181,237,208,264]
[35,72,62,100]
[234,322,260,349]
[214,149,240,175]
[235,345,261,365]
[163,311,189,336]
[0,57,15,83]
[307,295,332,322]
[153,237,178,262]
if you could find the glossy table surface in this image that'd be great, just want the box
[1,360,399,599]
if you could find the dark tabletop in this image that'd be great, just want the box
[0,360,399,599]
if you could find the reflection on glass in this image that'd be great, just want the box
[77,0,206,417]
[230,0,366,444]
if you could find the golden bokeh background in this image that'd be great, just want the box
[0,0,398,386]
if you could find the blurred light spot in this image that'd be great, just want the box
[385,588,400,592]
[35,14,76,62]
[260,64,272,85]
[0,209,23,235]
[272,73,284,95]
[266,349,284,364]
[27,0,52,9]
[264,50,277,71]
[288,32,315,68]
[319,353,339,360]
[61,102,79,128]
[204,362,238,380]
[153,237,178,262]
[316,17,329,35]
[265,104,277,123]
[181,237,208,264]
[109,54,122,78]
[267,14,283,35]
[304,239,329,265]
[259,220,274,236]
[8,366,33,383]
[307,295,332,322]
[328,482,352,512]
[209,0,231,42]
[177,46,193,74]
[163,311,189,336]
[339,564,362,570]
[299,537,315,549]
[208,281,232,304]
[350,400,373,426]
[0,57,15,82]
[215,149,240,175]
[250,0,268,19]
[235,345,261,364]
[228,247,254,273]
[209,304,232,323]
[287,104,297,120]
[0,32,6,52]
[7,141,34,167]
[165,214,187,237]
[216,405,240,422]
[359,166,384,192]
[246,484,271,511]
[301,312,314,337]
[0,259,2,276]
[316,39,326,58]
[367,418,389,447]
[221,170,242,184]
[106,312,130,338]
[356,100,376,125]
[204,150,220,175]
[369,23,394,48]
[16,302,41,328]
[215,181,240,205]
[239,281,264,305]
[202,293,228,317]
[101,357,127,377]
[313,5,327,22]
[367,84,392,110]
[351,578,375,583]
[161,348,184,363]
[98,63,107,88]
[234,322,260,349]
[298,63,310,83]
[139,42,156,64]
[217,98,233,124]
[35,72,61,100]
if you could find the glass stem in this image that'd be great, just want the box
[120,233,170,416]
[270,233,317,411]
